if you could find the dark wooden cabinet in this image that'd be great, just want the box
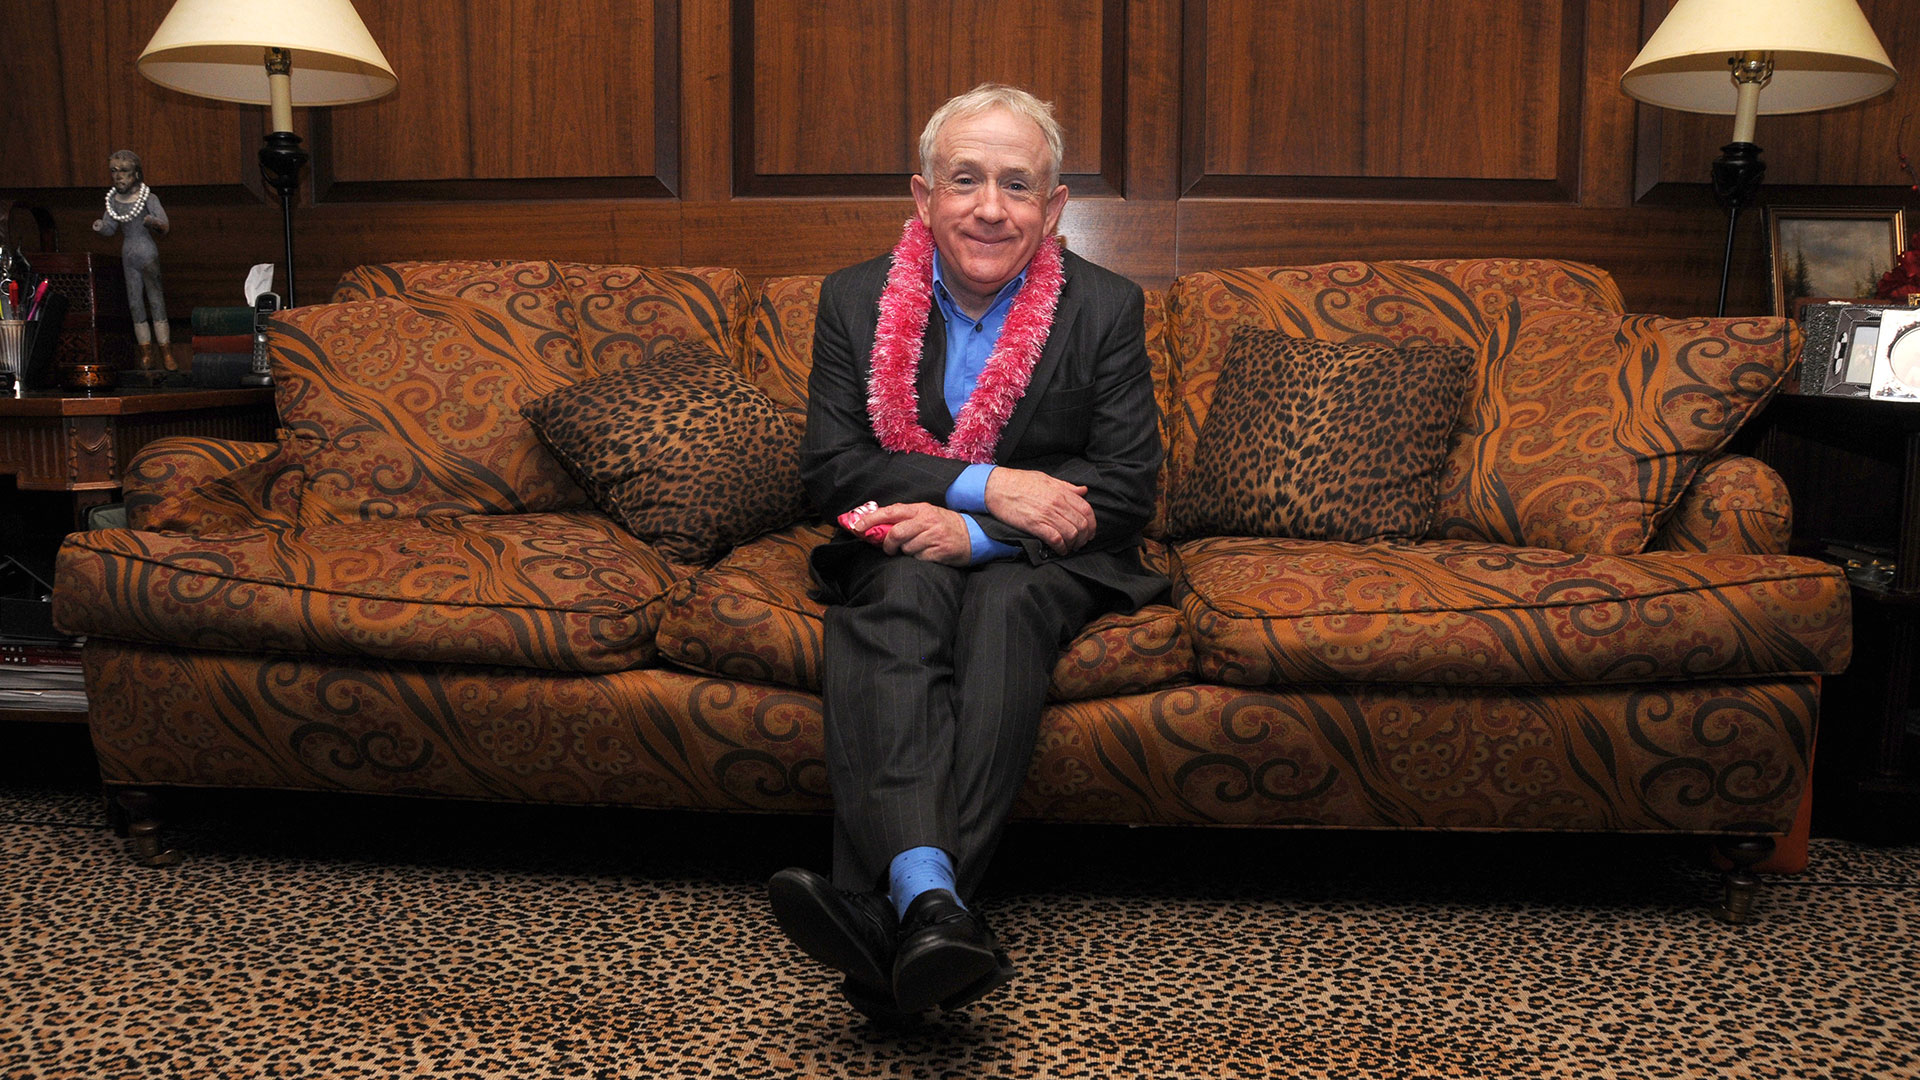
[1752,391,1920,840]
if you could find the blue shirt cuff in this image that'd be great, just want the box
[963,514,1019,565]
[946,464,995,514]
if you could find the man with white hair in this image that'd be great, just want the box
[769,84,1165,1022]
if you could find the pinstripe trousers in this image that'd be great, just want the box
[823,550,1106,901]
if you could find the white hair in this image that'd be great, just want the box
[918,84,1065,188]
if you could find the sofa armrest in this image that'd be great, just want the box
[1650,453,1792,555]
[124,437,279,531]
[122,437,303,535]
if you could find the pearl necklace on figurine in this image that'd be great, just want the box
[103,183,151,223]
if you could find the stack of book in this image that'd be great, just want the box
[190,305,256,388]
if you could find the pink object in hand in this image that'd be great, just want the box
[837,501,892,544]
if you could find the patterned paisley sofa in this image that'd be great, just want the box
[52,256,1851,915]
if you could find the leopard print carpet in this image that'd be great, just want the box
[1,730,1915,1079]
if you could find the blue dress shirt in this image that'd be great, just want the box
[932,258,1024,563]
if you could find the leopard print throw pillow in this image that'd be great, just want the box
[1171,328,1473,543]
[522,343,806,565]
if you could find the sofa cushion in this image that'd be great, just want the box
[54,511,681,673]
[1163,262,1794,554]
[276,262,594,520]
[334,261,750,375]
[741,274,824,434]
[1428,311,1797,554]
[1170,328,1472,543]
[521,343,807,566]
[560,265,751,376]
[123,437,285,532]
[1173,535,1852,687]
[654,524,1193,701]
[1648,453,1792,556]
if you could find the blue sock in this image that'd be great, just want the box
[888,846,961,919]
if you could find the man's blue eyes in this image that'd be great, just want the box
[948,177,1032,192]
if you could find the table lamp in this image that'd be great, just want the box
[135,0,396,307]
[1620,0,1895,316]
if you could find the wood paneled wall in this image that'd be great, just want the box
[2,0,1917,318]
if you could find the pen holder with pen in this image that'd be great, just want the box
[0,319,23,393]
[0,294,70,394]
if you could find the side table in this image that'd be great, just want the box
[0,386,276,724]
[1751,390,1920,841]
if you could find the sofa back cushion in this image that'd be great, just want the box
[293,261,753,522]
[741,274,822,432]
[559,264,750,375]
[335,261,750,372]
[1164,259,1794,554]
[331,259,530,302]
[1431,309,1795,553]
[280,262,595,520]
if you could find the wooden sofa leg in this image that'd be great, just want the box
[103,790,130,838]
[1711,837,1774,925]
[112,788,181,868]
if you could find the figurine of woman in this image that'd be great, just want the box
[91,150,171,369]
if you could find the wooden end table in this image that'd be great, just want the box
[1751,390,1920,841]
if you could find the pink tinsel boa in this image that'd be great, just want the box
[865,218,1063,463]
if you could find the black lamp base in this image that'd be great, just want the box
[258,131,309,308]
[1710,141,1766,318]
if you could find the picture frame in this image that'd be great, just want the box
[1768,206,1908,316]
[1796,302,1920,399]
[1796,300,1850,395]
[1869,307,1920,402]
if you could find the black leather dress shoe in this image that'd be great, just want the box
[891,889,1008,1014]
[838,975,919,1027]
[767,867,898,1011]
[938,946,1016,1012]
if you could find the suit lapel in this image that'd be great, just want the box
[992,258,1079,458]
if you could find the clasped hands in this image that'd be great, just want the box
[846,469,1094,566]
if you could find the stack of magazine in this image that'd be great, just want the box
[0,637,85,713]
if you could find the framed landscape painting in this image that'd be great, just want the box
[1767,206,1907,316]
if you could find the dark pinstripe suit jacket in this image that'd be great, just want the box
[802,246,1167,611]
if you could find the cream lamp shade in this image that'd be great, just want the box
[137,0,396,125]
[134,0,396,310]
[1620,0,1895,317]
[1621,0,1894,125]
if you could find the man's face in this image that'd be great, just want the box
[911,108,1068,316]
[109,160,137,193]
